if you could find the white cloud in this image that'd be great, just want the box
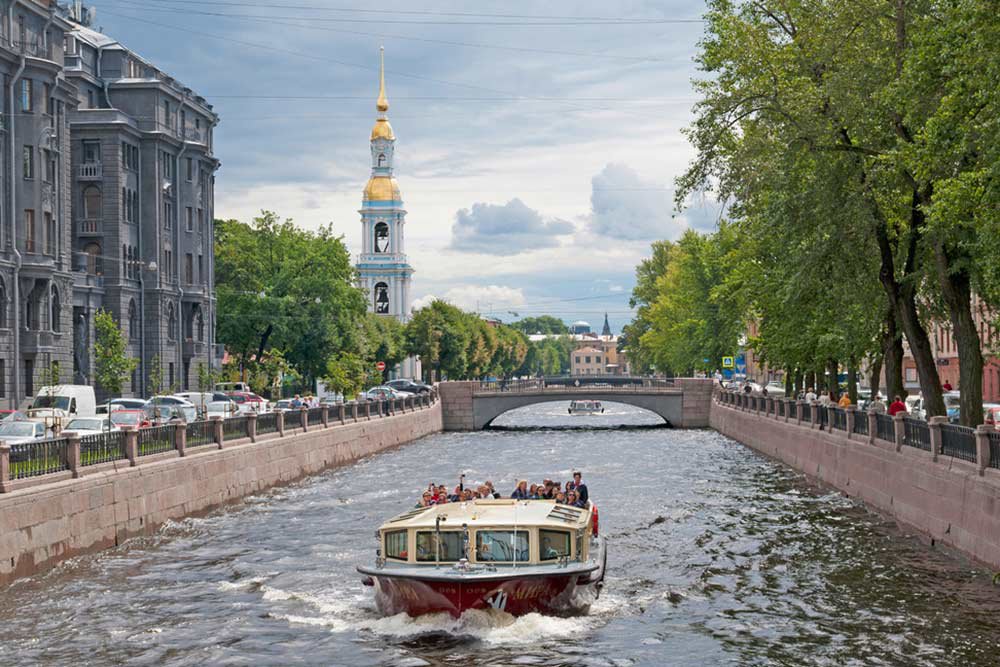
[588,163,687,241]
[436,285,527,312]
[449,199,574,255]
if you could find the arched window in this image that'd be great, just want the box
[374,282,389,314]
[374,222,389,253]
[50,284,60,332]
[127,299,137,341]
[167,302,177,341]
[122,244,127,278]
[127,246,134,279]
[377,153,386,167]
[0,277,7,328]
[83,186,102,219]
[84,242,102,275]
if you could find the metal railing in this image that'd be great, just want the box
[80,431,126,466]
[186,421,215,448]
[875,413,894,442]
[476,377,675,393]
[256,412,278,435]
[138,425,176,456]
[9,438,70,479]
[223,416,248,440]
[831,408,847,431]
[852,411,869,437]
[902,418,931,451]
[817,405,829,429]
[284,409,303,429]
[801,402,811,422]
[989,432,1000,470]
[788,401,797,419]
[777,400,785,418]
[940,423,976,463]
[308,407,324,424]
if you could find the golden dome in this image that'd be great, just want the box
[364,176,400,201]
[370,118,395,141]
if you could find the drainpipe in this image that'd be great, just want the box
[175,95,189,390]
[8,43,26,408]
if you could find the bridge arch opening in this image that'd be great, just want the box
[486,399,670,430]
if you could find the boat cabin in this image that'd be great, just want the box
[378,499,593,566]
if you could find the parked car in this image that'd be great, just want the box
[905,395,926,420]
[0,420,49,444]
[205,401,241,420]
[983,404,1000,429]
[943,391,962,423]
[272,399,295,412]
[385,379,431,394]
[0,409,27,422]
[173,392,217,415]
[362,386,411,401]
[764,381,786,397]
[226,392,269,415]
[97,398,149,415]
[144,404,197,425]
[62,417,119,436]
[109,410,151,429]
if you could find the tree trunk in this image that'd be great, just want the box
[847,361,858,403]
[881,306,904,401]
[869,355,882,399]
[826,359,839,398]
[933,242,983,426]
[784,368,793,395]
[805,370,815,394]
[794,370,803,396]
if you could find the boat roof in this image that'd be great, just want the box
[381,499,590,531]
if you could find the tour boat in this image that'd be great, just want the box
[568,400,604,415]
[358,498,607,618]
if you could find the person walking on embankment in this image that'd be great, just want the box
[888,396,908,416]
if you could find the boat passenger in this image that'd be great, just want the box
[528,484,539,499]
[572,471,589,504]
[511,480,530,499]
[415,491,434,508]
[555,490,567,504]
[566,490,584,508]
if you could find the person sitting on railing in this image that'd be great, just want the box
[888,396,907,416]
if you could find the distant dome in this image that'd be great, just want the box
[572,320,590,328]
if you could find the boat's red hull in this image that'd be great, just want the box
[369,572,594,618]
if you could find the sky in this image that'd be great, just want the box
[90,0,717,333]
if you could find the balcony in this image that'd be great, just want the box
[77,163,102,180]
[79,219,101,234]
[183,338,205,358]
[22,330,57,353]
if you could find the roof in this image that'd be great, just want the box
[382,499,589,531]
[574,346,604,355]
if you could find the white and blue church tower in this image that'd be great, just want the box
[356,48,419,378]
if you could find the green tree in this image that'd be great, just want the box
[510,316,568,335]
[94,309,138,397]
[147,354,163,396]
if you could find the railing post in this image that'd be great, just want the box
[351,402,359,422]
[928,416,945,462]
[893,413,905,452]
[124,428,138,466]
[211,416,224,449]
[301,406,309,432]
[66,435,81,478]
[175,423,187,457]
[867,410,877,445]
[975,425,990,476]
[0,443,10,492]
[365,402,372,420]
[845,406,856,439]
[321,406,329,428]
[277,410,285,437]
[338,403,346,424]
[784,399,792,423]
[810,401,819,429]
[247,412,258,443]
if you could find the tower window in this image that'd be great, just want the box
[374,222,389,253]
[377,153,386,167]
[374,282,390,314]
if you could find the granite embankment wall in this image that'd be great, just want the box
[711,395,1000,569]
[0,402,442,587]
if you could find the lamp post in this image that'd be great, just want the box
[129,258,158,397]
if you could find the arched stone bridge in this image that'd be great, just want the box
[438,378,714,430]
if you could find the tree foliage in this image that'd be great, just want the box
[94,309,138,396]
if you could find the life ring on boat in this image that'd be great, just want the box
[591,503,599,537]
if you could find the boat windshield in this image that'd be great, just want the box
[539,529,572,561]
[415,531,464,562]
[476,530,529,563]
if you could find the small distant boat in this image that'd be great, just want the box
[358,499,607,618]
[569,400,604,415]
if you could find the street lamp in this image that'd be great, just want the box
[129,258,158,398]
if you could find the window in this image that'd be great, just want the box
[0,359,5,398]
[130,368,137,394]
[197,208,204,234]
[22,145,33,179]
[476,530,529,563]
[24,209,35,252]
[44,212,54,256]
[184,253,193,283]
[585,356,591,364]
[121,142,138,170]
[905,367,917,383]
[122,245,127,278]
[83,186,101,219]
[160,150,174,180]
[377,153,386,167]
[83,140,100,163]
[185,157,193,181]
[195,308,204,342]
[84,242,102,275]
[50,285,60,332]
[197,255,203,283]
[128,299,138,341]
[180,109,186,135]
[86,89,94,109]
[183,360,190,390]
[163,100,171,128]
[415,531,464,562]
[374,222,389,253]
[44,83,52,115]
[539,529,572,561]
[168,362,174,389]
[596,355,601,364]
[195,117,201,131]
[163,201,173,228]
[24,359,33,397]
[45,152,55,183]
[20,78,32,112]
[575,356,580,364]
[167,303,176,341]
[185,207,193,231]
[0,278,6,328]
[384,530,408,560]
[374,282,389,314]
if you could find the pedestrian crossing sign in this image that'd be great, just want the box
[722,356,735,369]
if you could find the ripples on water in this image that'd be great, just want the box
[0,402,998,666]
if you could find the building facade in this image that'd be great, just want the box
[0,1,219,408]
[355,49,417,378]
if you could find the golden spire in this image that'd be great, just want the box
[376,45,389,113]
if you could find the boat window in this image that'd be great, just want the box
[476,530,529,563]
[415,531,464,562]
[384,529,408,560]
[539,529,571,561]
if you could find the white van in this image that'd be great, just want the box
[27,385,97,430]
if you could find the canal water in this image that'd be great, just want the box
[1,403,998,666]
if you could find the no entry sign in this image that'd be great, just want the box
[375,361,386,372]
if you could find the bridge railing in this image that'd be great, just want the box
[476,377,676,393]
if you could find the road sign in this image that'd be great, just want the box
[735,353,746,374]
[375,361,386,372]
[722,369,733,379]
[722,356,734,369]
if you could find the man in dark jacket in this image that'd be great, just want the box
[571,471,588,505]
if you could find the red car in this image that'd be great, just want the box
[227,392,269,414]
[109,409,151,429]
